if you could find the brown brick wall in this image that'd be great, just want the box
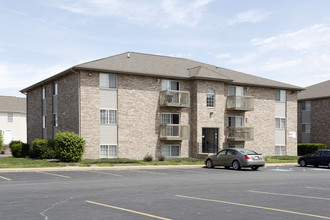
[118,74,190,160]
[311,98,330,148]
[286,91,298,155]
[79,70,100,159]
[27,88,42,146]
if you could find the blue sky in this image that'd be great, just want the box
[1,0,330,97]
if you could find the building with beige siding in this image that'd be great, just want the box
[0,96,26,153]
[298,80,330,148]
[21,52,302,159]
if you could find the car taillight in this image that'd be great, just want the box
[244,155,250,159]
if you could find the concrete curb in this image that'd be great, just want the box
[0,163,298,173]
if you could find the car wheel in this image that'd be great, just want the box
[299,160,306,167]
[251,166,259,170]
[232,160,241,170]
[206,159,214,168]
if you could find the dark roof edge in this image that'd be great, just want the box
[298,95,330,101]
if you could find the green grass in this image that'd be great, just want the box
[265,156,299,163]
[0,156,298,169]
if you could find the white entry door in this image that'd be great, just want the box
[3,130,12,145]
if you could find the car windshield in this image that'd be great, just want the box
[238,149,258,155]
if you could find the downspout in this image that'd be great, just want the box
[71,68,81,136]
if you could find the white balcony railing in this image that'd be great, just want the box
[227,127,254,141]
[160,124,190,140]
[227,96,254,111]
[159,90,190,108]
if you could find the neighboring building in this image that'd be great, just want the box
[21,52,302,159]
[298,80,330,148]
[0,96,27,146]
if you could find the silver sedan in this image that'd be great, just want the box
[204,148,265,170]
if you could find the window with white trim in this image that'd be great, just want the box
[275,118,286,130]
[7,113,13,122]
[302,123,311,133]
[100,145,117,158]
[275,146,286,156]
[53,82,58,95]
[206,88,215,108]
[275,90,286,102]
[162,145,180,157]
[100,109,117,125]
[43,116,46,128]
[53,113,58,127]
[229,116,243,127]
[100,73,117,89]
[161,113,179,125]
[42,86,46,99]
[161,80,179,90]
[228,86,244,96]
[301,101,311,111]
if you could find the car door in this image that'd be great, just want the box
[215,150,227,166]
[308,151,322,165]
[225,149,238,167]
[319,151,330,166]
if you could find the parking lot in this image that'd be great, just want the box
[0,166,329,220]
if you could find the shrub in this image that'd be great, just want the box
[9,140,30,158]
[298,143,327,156]
[31,139,57,159]
[157,155,165,161]
[143,153,153,162]
[55,131,85,162]
[0,132,3,151]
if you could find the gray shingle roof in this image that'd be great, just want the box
[298,80,330,100]
[21,52,303,93]
[0,96,26,113]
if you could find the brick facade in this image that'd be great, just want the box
[310,98,330,148]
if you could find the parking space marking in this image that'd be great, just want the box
[247,190,330,201]
[306,187,330,191]
[83,170,123,177]
[86,200,171,220]
[176,169,208,174]
[133,170,167,175]
[176,195,330,219]
[37,171,71,179]
[0,175,11,181]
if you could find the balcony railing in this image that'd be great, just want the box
[159,90,190,108]
[227,127,254,141]
[160,124,190,140]
[227,96,254,111]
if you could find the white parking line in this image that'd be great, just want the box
[0,175,11,181]
[83,170,123,177]
[133,170,167,175]
[248,190,330,201]
[37,171,71,179]
[306,187,330,191]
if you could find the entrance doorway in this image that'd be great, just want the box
[202,128,218,153]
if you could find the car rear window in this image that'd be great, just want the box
[238,149,258,155]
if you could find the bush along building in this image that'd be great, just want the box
[298,80,330,148]
[20,52,302,159]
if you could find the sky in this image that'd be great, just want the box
[1,0,330,98]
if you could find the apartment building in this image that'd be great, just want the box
[298,80,330,148]
[0,96,27,149]
[21,52,302,159]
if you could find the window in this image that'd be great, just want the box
[53,114,58,127]
[100,73,117,89]
[161,80,179,91]
[275,118,286,129]
[206,88,215,107]
[100,145,117,158]
[302,101,311,111]
[162,145,180,157]
[302,123,311,133]
[7,113,13,122]
[43,116,46,129]
[229,116,243,127]
[228,143,243,148]
[162,113,179,124]
[228,86,243,96]
[42,86,46,99]
[275,146,286,156]
[275,90,286,102]
[53,82,58,95]
[100,109,117,125]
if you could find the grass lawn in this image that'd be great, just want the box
[0,156,299,169]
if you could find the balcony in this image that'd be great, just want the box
[227,96,254,111]
[160,124,190,140]
[227,127,254,141]
[159,90,190,108]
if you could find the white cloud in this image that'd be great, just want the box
[53,0,213,28]
[216,23,330,87]
[227,9,271,25]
